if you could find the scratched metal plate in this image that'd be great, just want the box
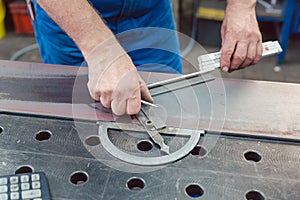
[1,61,300,140]
[1,114,300,200]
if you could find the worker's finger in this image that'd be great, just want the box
[111,69,137,116]
[229,41,248,71]
[252,40,262,65]
[111,84,127,116]
[127,89,141,115]
[87,82,100,101]
[100,95,111,108]
[111,97,127,116]
[220,39,237,72]
[139,80,153,103]
[240,42,256,68]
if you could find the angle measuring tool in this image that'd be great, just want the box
[98,121,203,166]
[98,41,282,166]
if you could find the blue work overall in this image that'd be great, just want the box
[32,0,182,74]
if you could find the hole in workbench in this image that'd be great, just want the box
[190,145,207,157]
[0,126,3,134]
[85,135,100,146]
[126,177,145,191]
[245,190,265,200]
[35,130,52,141]
[70,171,89,185]
[244,151,262,163]
[137,140,153,152]
[145,120,153,125]
[15,165,34,174]
[185,184,204,198]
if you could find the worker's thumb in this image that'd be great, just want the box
[139,79,153,103]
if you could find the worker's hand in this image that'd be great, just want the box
[86,40,153,115]
[220,1,262,72]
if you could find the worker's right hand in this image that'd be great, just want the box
[85,40,153,116]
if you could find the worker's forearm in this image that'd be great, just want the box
[226,0,256,8]
[36,0,115,57]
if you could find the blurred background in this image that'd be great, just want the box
[0,0,299,83]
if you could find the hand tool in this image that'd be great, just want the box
[136,108,170,155]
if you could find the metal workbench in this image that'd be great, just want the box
[0,60,300,200]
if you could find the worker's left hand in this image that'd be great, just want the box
[220,1,262,72]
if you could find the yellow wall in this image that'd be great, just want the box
[0,0,6,39]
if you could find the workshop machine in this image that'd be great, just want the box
[0,41,300,199]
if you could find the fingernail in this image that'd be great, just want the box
[222,66,229,72]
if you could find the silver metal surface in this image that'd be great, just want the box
[147,69,213,89]
[140,106,166,130]
[0,61,300,140]
[149,73,214,96]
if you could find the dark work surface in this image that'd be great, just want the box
[0,113,300,200]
